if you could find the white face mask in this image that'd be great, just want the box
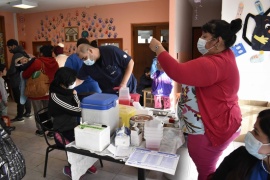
[245,131,270,160]
[197,38,215,55]
[83,53,95,66]
[68,82,76,89]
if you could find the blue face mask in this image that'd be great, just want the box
[84,59,95,66]
[83,54,95,66]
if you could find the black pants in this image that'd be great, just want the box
[12,86,31,118]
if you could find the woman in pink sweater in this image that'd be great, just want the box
[149,19,242,180]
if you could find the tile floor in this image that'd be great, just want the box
[7,99,269,180]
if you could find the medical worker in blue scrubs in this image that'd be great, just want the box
[76,44,137,94]
[65,38,101,98]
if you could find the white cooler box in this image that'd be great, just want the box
[75,124,110,152]
[81,93,119,134]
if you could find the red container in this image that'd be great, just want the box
[119,98,131,106]
[130,93,140,106]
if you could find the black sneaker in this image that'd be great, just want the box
[35,130,44,137]
[7,126,16,131]
[23,113,32,118]
[47,132,54,139]
[11,117,24,122]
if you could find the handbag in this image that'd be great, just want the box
[0,124,26,180]
[243,8,270,51]
[25,62,50,98]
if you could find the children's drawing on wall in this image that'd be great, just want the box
[18,15,26,36]
[243,8,270,51]
[236,2,244,19]
[0,33,4,64]
[230,43,246,57]
[31,11,118,53]
[250,50,264,63]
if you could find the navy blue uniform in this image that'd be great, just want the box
[78,46,137,94]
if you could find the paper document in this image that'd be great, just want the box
[125,148,180,175]
[107,144,133,157]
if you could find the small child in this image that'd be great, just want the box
[15,55,35,109]
[0,64,8,116]
[48,67,97,178]
[0,64,15,132]
[136,67,152,106]
[151,61,173,109]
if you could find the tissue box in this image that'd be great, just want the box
[131,130,142,146]
[115,135,130,147]
[75,125,110,152]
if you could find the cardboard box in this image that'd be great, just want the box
[75,124,110,152]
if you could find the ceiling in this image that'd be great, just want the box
[0,0,222,14]
[0,0,151,13]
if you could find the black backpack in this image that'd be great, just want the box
[0,122,26,180]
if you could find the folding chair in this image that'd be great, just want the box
[35,107,67,177]
[35,107,103,177]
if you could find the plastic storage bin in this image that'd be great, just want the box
[144,136,163,151]
[130,93,140,106]
[144,119,164,150]
[119,87,131,105]
[81,93,119,134]
[119,105,136,127]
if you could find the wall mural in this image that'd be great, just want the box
[0,33,5,64]
[18,10,118,54]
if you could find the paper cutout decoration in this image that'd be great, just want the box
[254,0,264,15]
[243,8,270,51]
[236,2,244,19]
[250,50,264,63]
[230,43,246,57]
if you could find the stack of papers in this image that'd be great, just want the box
[125,148,180,175]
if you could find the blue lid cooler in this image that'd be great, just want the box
[81,93,119,134]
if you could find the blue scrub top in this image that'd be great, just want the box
[77,46,137,94]
[65,53,101,94]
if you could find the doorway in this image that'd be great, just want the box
[32,41,51,58]
[131,23,169,81]
[0,16,7,65]
[192,27,202,59]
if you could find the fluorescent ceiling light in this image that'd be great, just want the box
[12,0,37,9]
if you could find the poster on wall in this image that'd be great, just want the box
[0,33,5,64]
[65,27,79,42]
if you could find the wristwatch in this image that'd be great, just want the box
[155,45,161,52]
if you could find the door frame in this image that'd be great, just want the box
[131,22,169,59]
[0,16,7,66]
[131,22,169,80]
[32,41,51,58]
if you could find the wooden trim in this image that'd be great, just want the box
[0,16,7,66]
[97,38,123,50]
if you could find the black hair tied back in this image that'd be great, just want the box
[230,18,242,34]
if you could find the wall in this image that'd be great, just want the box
[222,0,270,101]
[16,0,169,56]
[0,11,15,67]
[191,1,222,27]
[169,0,193,108]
